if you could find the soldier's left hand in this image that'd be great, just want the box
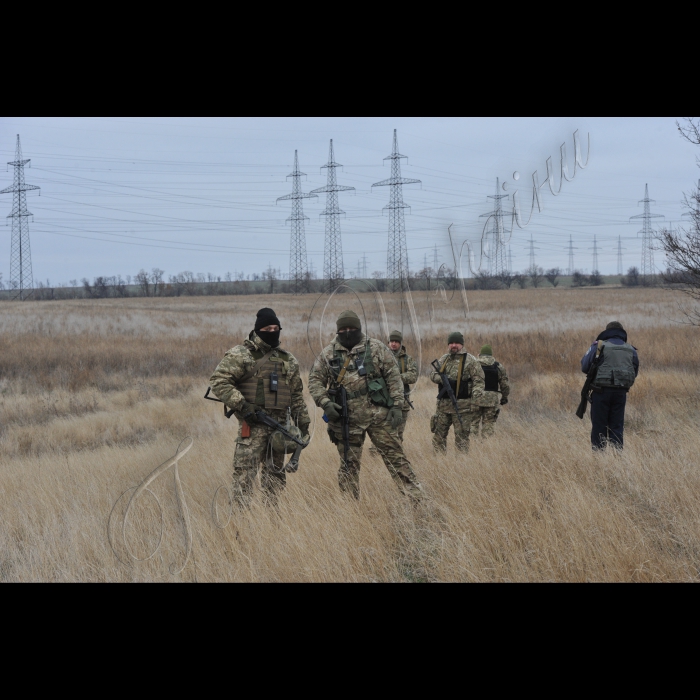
[387,406,403,430]
[500,397,508,406]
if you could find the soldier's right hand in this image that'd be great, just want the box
[500,397,508,406]
[240,401,260,423]
[324,402,343,422]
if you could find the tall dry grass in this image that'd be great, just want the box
[0,288,699,581]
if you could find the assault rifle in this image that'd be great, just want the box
[325,385,350,468]
[431,359,464,428]
[576,342,604,420]
[204,388,308,471]
[404,391,415,410]
[253,410,309,472]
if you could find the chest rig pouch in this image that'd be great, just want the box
[238,349,292,410]
[332,345,394,408]
[482,362,500,393]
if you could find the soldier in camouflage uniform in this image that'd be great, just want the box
[209,308,310,506]
[388,329,417,442]
[307,311,423,501]
[429,331,485,454]
[470,344,510,438]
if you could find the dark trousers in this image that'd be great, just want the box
[590,388,627,450]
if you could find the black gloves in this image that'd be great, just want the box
[240,401,260,422]
[500,397,508,406]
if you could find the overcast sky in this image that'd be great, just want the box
[0,117,697,285]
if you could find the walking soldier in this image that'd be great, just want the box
[580,321,639,450]
[471,344,510,438]
[388,329,417,442]
[209,308,310,506]
[429,332,485,454]
[308,311,423,501]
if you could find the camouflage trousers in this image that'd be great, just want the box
[431,410,473,454]
[397,409,410,442]
[329,420,423,501]
[470,406,501,438]
[232,420,286,506]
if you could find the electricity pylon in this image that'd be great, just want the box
[277,151,317,294]
[311,140,354,291]
[372,130,421,292]
[630,183,663,283]
[528,234,540,269]
[616,235,626,276]
[590,234,600,272]
[567,235,577,276]
[1,135,40,300]
[479,178,509,275]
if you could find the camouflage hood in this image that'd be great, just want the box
[393,344,408,358]
[245,330,279,354]
[478,354,497,366]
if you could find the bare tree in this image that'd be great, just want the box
[474,271,502,290]
[545,267,561,287]
[151,268,165,296]
[513,273,527,289]
[589,270,603,286]
[677,117,700,145]
[571,271,589,288]
[658,118,700,323]
[528,265,545,288]
[498,271,514,289]
[135,269,150,297]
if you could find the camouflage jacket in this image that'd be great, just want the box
[393,346,418,411]
[308,334,404,432]
[478,354,510,408]
[209,331,310,426]
[429,349,485,413]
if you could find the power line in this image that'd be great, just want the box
[630,183,663,282]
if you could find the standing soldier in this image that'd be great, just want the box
[209,308,310,506]
[308,311,423,501]
[388,329,417,442]
[581,321,639,450]
[429,332,485,454]
[471,344,510,438]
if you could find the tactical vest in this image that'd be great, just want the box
[436,355,472,400]
[482,362,500,393]
[594,341,636,389]
[237,349,292,411]
[330,344,394,408]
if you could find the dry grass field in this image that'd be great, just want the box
[1,286,699,582]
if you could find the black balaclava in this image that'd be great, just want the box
[338,329,362,349]
[336,310,362,349]
[254,307,281,348]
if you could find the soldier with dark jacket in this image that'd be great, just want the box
[209,308,310,505]
[471,344,510,438]
[308,311,423,501]
[388,329,417,442]
[581,321,639,450]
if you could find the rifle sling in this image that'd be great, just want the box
[456,355,465,399]
[335,355,352,385]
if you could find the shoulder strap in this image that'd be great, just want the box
[456,355,465,397]
[336,355,352,385]
[238,349,275,383]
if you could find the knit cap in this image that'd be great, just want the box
[389,329,403,342]
[448,331,464,345]
[336,310,361,331]
[606,321,624,331]
[480,344,493,356]
[255,308,281,331]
